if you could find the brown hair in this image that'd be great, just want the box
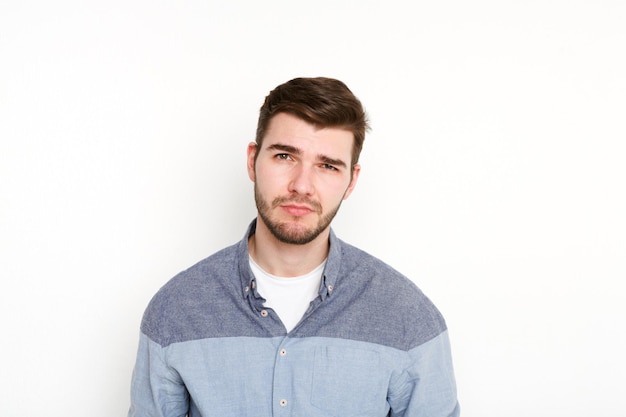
[256,77,369,167]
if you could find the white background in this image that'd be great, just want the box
[1,1,624,416]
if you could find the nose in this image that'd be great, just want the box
[288,165,314,195]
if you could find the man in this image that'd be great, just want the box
[129,77,460,417]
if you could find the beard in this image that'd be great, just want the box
[254,184,342,245]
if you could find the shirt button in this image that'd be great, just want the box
[251,281,256,289]
[260,309,268,317]
[244,286,249,292]
[280,399,287,407]
[280,349,287,356]
[328,285,334,292]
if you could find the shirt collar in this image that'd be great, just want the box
[238,219,342,300]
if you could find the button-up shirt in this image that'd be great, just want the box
[129,220,460,417]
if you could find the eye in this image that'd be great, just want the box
[275,153,292,161]
[321,163,339,172]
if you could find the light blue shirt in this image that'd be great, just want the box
[129,220,460,417]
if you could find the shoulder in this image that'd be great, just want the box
[338,240,424,297]
[336,240,448,350]
[140,243,241,345]
[153,243,238,302]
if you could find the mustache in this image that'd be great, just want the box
[271,196,322,213]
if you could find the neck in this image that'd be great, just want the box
[248,217,330,277]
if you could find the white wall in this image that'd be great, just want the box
[1,1,624,416]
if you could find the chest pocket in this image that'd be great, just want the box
[311,345,389,417]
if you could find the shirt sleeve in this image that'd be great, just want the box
[128,332,189,417]
[388,330,460,417]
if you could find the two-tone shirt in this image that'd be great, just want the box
[129,220,460,417]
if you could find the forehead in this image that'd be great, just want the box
[263,113,354,157]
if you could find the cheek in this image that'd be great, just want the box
[319,178,353,202]
[254,165,285,191]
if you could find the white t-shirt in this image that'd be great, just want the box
[249,257,325,332]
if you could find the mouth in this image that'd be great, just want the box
[280,204,315,217]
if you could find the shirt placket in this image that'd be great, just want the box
[272,337,293,416]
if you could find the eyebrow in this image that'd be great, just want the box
[317,155,347,169]
[266,143,348,169]
[267,143,301,155]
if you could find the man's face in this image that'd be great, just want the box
[247,113,360,245]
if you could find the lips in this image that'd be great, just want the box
[272,196,321,216]
[280,204,315,216]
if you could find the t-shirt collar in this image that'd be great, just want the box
[238,219,341,300]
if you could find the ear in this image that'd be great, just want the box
[246,142,258,182]
[342,164,361,200]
